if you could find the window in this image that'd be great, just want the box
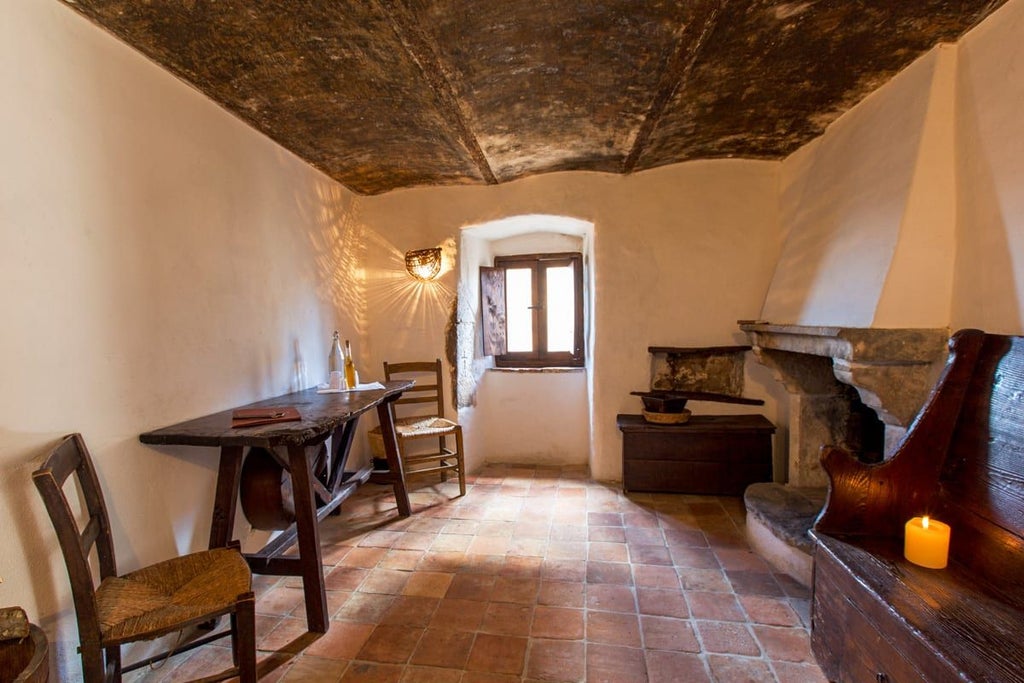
[480,252,584,368]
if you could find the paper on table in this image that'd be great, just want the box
[316,381,386,394]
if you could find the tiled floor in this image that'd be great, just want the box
[127,464,828,682]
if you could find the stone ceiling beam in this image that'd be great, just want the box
[376,0,498,185]
[624,0,724,174]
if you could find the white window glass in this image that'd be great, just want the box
[505,267,533,352]
[545,264,574,352]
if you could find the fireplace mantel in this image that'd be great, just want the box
[740,323,948,426]
[739,322,949,486]
[738,323,948,363]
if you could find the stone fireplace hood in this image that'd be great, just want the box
[740,323,949,426]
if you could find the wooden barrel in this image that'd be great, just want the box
[0,624,48,683]
[239,446,327,530]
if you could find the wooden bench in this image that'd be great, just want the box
[810,329,1024,682]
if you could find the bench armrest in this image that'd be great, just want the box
[815,329,985,539]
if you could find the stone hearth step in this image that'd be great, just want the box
[744,483,827,586]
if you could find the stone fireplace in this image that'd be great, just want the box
[740,323,949,484]
[738,322,950,583]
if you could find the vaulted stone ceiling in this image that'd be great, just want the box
[61,0,1004,195]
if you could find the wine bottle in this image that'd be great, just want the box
[328,331,344,375]
[344,339,357,389]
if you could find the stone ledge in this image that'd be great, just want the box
[744,482,827,554]
[744,483,828,586]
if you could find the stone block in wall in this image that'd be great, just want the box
[649,345,750,396]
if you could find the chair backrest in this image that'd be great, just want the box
[32,434,116,644]
[383,359,446,419]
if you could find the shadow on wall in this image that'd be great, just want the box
[298,179,456,358]
[954,54,1022,331]
[2,431,62,624]
[298,181,370,337]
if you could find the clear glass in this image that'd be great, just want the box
[546,264,575,352]
[505,267,533,352]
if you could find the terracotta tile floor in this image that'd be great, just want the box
[126,464,828,682]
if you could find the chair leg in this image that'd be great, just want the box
[235,594,258,683]
[438,435,449,483]
[230,612,239,666]
[78,639,107,683]
[455,428,466,497]
[106,645,122,683]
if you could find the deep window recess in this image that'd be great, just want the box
[480,252,584,368]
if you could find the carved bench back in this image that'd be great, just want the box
[938,334,1024,602]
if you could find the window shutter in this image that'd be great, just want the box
[480,266,507,356]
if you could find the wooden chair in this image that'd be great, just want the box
[32,434,256,683]
[370,359,466,496]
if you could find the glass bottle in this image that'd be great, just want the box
[344,339,357,389]
[328,331,344,375]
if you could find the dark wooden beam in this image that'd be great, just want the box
[624,0,725,173]
[376,0,498,185]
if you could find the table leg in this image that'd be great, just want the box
[287,443,330,633]
[376,395,411,517]
[209,445,244,549]
[326,419,358,493]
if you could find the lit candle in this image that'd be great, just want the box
[904,516,951,569]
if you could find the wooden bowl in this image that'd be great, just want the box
[632,391,690,413]
[642,409,691,425]
[642,396,689,413]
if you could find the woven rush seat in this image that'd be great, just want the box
[394,416,459,437]
[96,547,250,645]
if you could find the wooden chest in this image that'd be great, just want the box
[617,413,774,495]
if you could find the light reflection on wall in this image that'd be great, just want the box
[301,182,370,336]
[362,230,455,355]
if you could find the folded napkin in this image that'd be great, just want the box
[317,381,386,394]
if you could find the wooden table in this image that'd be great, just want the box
[139,380,413,633]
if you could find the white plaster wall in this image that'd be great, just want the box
[474,371,590,465]
[1,1,352,670]
[953,0,1024,334]
[766,47,958,327]
[874,46,958,328]
[357,162,783,482]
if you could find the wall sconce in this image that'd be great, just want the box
[405,247,442,281]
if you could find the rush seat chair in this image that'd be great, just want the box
[32,433,257,682]
[370,359,466,497]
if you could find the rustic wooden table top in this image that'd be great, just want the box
[139,380,414,449]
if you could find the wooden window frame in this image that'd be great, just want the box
[483,252,585,369]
